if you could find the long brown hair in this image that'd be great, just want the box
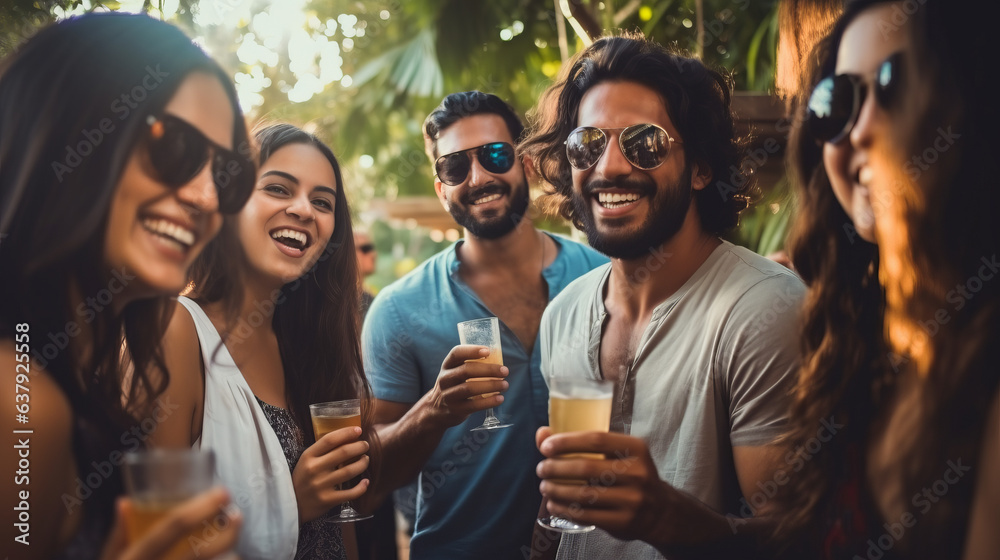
[188,123,375,448]
[876,0,1000,555]
[775,0,894,549]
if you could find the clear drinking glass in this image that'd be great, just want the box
[457,317,512,431]
[537,376,614,533]
[122,449,218,560]
[309,399,372,522]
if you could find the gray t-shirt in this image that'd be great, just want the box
[540,241,805,559]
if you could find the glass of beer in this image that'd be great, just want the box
[537,376,614,534]
[457,317,512,431]
[122,449,218,560]
[309,399,372,522]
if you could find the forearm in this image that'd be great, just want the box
[368,396,450,505]
[650,493,774,560]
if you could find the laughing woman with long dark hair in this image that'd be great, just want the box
[149,123,375,560]
[0,13,253,559]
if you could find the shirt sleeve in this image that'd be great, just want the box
[362,292,423,404]
[717,272,805,447]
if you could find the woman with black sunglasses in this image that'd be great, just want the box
[0,12,254,560]
[148,123,376,560]
[775,1,1000,558]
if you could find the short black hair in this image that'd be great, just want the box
[422,91,525,161]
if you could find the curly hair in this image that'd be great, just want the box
[774,4,892,548]
[878,0,1000,556]
[776,1,1000,557]
[519,32,749,236]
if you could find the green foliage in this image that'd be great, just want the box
[0,0,792,258]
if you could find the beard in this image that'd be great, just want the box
[449,178,531,240]
[572,166,693,260]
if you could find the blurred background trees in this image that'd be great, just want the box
[1,0,791,289]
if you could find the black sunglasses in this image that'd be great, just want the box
[806,52,902,144]
[565,123,681,171]
[434,142,516,186]
[145,114,255,214]
[358,243,376,254]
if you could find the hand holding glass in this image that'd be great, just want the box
[537,377,614,533]
[309,399,372,522]
[457,317,512,431]
[122,449,221,560]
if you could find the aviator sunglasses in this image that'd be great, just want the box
[434,142,516,186]
[565,123,681,171]
[145,114,255,214]
[806,52,902,144]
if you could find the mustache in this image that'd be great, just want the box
[461,183,509,205]
[580,177,657,198]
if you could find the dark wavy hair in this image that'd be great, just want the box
[188,123,375,450]
[422,90,525,161]
[774,0,894,551]
[778,0,1000,557]
[878,0,1000,556]
[519,32,748,236]
[0,12,248,526]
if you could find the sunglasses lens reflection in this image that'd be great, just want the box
[566,127,608,170]
[807,75,857,143]
[436,153,471,186]
[478,143,515,175]
[566,125,669,170]
[620,124,668,170]
[435,143,515,186]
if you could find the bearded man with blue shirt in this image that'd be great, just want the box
[361,91,607,559]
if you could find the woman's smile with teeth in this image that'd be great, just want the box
[142,218,195,248]
[271,228,309,249]
[597,192,641,208]
[473,193,502,205]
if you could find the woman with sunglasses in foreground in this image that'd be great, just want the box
[0,12,254,559]
[148,123,375,560]
[775,1,1000,558]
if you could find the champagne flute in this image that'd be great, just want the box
[537,376,614,533]
[457,317,512,431]
[309,399,373,522]
[122,449,218,560]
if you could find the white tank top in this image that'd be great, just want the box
[176,296,299,560]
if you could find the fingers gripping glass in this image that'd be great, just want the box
[565,123,680,171]
[145,114,255,214]
[807,53,902,144]
[434,142,516,186]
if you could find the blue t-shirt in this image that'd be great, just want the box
[362,233,607,560]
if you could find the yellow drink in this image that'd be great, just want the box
[126,500,200,560]
[549,394,612,461]
[312,412,362,439]
[465,348,503,398]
